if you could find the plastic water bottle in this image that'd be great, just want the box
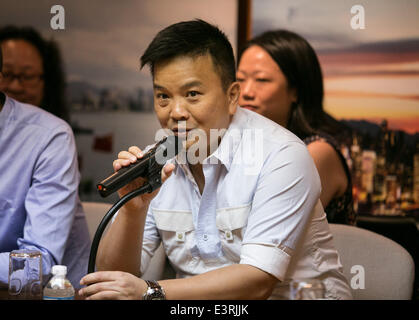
[43,265,75,300]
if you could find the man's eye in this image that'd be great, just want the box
[187,91,200,98]
[22,75,36,80]
[156,93,168,99]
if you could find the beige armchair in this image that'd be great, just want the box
[82,201,169,280]
[329,223,415,300]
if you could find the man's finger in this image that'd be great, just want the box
[80,271,121,285]
[85,290,120,300]
[79,280,114,297]
[161,163,175,183]
[118,150,138,163]
[128,146,143,158]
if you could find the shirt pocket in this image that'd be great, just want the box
[151,208,194,257]
[215,203,252,262]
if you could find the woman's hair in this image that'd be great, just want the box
[0,25,69,122]
[239,29,344,140]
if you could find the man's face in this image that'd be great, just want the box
[0,39,44,107]
[153,54,239,160]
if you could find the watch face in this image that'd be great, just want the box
[143,287,165,300]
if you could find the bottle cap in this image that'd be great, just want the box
[51,265,67,275]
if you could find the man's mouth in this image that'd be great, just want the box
[241,105,258,111]
[172,128,192,137]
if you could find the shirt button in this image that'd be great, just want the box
[203,234,208,241]
[225,231,233,240]
[176,232,185,242]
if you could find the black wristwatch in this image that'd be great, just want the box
[142,280,166,300]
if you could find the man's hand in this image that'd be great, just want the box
[113,145,175,212]
[79,271,147,300]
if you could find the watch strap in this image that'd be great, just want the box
[145,280,160,291]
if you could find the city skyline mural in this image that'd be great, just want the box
[253,0,419,213]
[252,0,419,134]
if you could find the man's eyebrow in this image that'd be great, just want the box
[153,80,203,91]
[180,80,203,90]
[153,83,166,90]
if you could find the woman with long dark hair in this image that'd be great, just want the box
[237,30,355,225]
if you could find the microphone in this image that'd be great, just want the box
[96,135,181,197]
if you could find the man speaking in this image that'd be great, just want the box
[79,19,352,300]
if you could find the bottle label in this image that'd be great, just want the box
[43,295,75,300]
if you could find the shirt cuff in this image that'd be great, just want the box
[240,243,291,281]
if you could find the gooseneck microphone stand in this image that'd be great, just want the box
[87,163,163,274]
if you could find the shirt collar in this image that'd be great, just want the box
[204,108,246,171]
[172,107,247,174]
[173,150,191,178]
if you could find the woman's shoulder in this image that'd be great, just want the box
[306,140,344,182]
[305,133,340,161]
[303,132,340,150]
[304,133,355,225]
[305,132,351,173]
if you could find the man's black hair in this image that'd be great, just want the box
[141,19,236,91]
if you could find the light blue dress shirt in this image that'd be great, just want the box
[0,95,91,289]
[139,107,352,299]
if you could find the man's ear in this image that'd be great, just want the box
[227,81,240,115]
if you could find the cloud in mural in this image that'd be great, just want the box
[0,0,237,93]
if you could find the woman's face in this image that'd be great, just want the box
[237,45,296,127]
[0,39,44,107]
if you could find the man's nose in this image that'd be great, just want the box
[4,77,25,93]
[170,98,189,121]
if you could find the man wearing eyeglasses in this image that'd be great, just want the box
[0,25,69,122]
[0,45,91,290]
[0,37,44,108]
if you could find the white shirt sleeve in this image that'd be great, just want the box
[140,205,162,275]
[240,141,321,281]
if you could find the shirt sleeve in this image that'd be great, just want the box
[140,205,162,276]
[13,124,80,282]
[240,141,322,281]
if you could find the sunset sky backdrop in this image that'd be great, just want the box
[253,0,419,134]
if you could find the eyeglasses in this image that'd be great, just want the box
[0,72,44,86]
